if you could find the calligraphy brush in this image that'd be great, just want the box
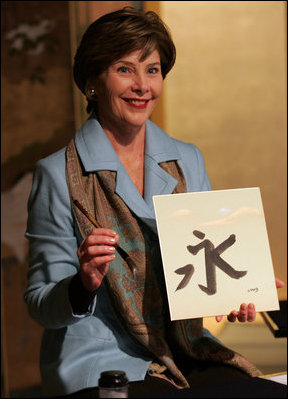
[73,199,129,261]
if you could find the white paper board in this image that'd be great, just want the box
[153,188,279,321]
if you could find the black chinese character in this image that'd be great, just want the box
[174,230,247,295]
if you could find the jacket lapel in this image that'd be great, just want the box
[74,118,181,230]
[143,120,182,209]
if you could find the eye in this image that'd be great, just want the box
[117,66,130,73]
[148,67,160,74]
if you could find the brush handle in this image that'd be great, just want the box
[73,199,129,261]
[73,199,102,228]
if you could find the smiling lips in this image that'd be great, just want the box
[122,98,150,109]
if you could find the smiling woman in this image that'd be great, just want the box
[72,7,174,199]
[24,6,271,398]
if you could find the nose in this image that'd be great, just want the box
[131,71,149,94]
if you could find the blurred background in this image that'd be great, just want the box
[1,1,286,397]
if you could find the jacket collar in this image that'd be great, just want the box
[74,117,182,231]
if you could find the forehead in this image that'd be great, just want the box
[112,49,161,65]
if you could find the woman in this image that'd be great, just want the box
[24,7,283,398]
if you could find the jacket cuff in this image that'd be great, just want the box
[68,272,97,314]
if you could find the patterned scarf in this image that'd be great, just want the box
[66,138,262,388]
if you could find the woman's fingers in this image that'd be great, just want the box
[77,228,119,291]
[82,244,116,260]
[236,303,256,322]
[238,303,247,322]
[227,311,238,323]
[80,228,117,250]
[223,303,255,323]
[78,228,118,261]
[247,303,256,322]
[275,277,285,288]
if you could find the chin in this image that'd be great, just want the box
[124,115,150,128]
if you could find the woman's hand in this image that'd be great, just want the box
[215,303,256,323]
[77,228,119,292]
[215,277,285,323]
[275,277,285,289]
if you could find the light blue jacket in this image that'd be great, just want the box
[24,117,213,396]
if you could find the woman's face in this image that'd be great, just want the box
[94,49,163,132]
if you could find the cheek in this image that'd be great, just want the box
[105,81,126,106]
[153,79,163,98]
[98,82,114,107]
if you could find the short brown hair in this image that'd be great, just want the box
[73,7,176,113]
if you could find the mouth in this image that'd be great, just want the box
[122,98,150,109]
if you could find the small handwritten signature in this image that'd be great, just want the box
[248,287,259,293]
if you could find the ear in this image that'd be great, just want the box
[85,78,99,99]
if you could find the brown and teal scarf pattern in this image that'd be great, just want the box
[66,138,262,388]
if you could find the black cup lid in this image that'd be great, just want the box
[98,370,128,388]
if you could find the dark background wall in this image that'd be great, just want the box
[1,1,75,395]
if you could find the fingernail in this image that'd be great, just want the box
[108,237,116,243]
[108,246,116,252]
[248,303,255,309]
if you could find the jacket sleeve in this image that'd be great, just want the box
[24,151,97,329]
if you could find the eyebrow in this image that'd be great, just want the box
[114,60,161,67]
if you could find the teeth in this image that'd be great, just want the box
[126,99,147,104]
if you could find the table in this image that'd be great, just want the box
[137,376,287,398]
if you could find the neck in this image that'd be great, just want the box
[101,121,146,196]
[101,120,146,155]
